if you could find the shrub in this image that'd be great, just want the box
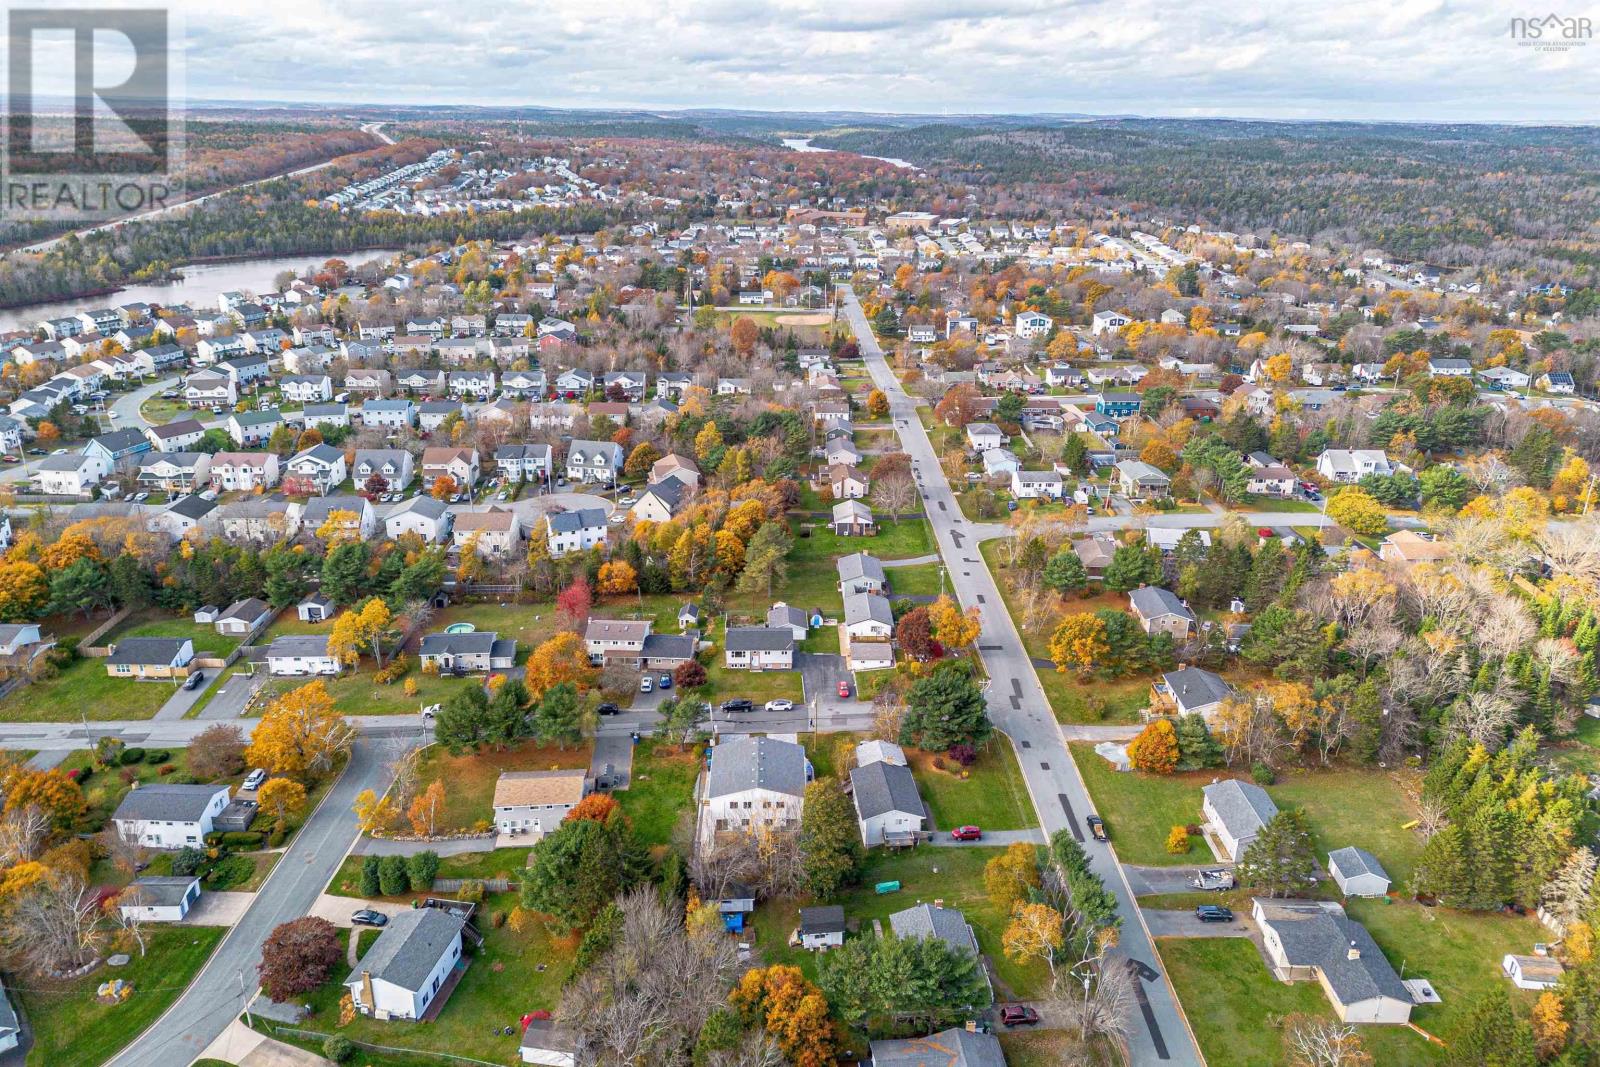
[266,828,286,849]
[1165,825,1191,855]
[120,768,138,784]
[405,850,440,892]
[144,749,169,764]
[219,831,264,849]
[359,854,381,897]
[374,655,410,685]
[323,1036,355,1064]
[946,743,977,767]
[120,747,147,766]
[456,878,485,904]
[378,854,408,896]
[205,854,256,890]
[490,910,506,928]
[171,846,208,877]
[157,764,176,776]
[1251,762,1276,786]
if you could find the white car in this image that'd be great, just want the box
[639,676,653,693]
[765,699,795,713]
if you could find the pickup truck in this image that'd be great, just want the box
[1189,868,1236,891]
[1087,815,1108,842]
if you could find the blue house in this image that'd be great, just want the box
[1095,392,1142,418]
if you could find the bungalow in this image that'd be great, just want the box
[1327,847,1391,898]
[118,875,202,922]
[453,508,522,558]
[105,637,195,680]
[493,770,588,837]
[146,418,207,453]
[385,495,452,543]
[1427,358,1472,378]
[345,908,469,1022]
[965,422,1006,453]
[1115,460,1171,500]
[111,784,230,850]
[850,759,926,847]
[214,597,272,637]
[838,552,887,595]
[724,627,796,671]
[1478,366,1531,390]
[1159,667,1233,722]
[566,440,624,485]
[796,905,847,951]
[1129,586,1196,640]
[419,631,517,674]
[1202,779,1279,861]
[1253,898,1412,1024]
[209,451,279,492]
[421,447,479,490]
[545,508,608,558]
[832,499,876,537]
[1541,371,1577,395]
[1378,530,1450,565]
[352,449,415,490]
[265,633,342,676]
[285,444,347,494]
[1011,469,1064,500]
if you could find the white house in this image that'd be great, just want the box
[1327,847,1391,898]
[965,422,1006,453]
[724,626,795,671]
[209,451,279,492]
[1014,310,1053,339]
[1315,449,1402,483]
[33,452,109,497]
[545,507,608,558]
[850,759,926,847]
[111,784,231,850]
[352,449,414,490]
[1011,469,1064,500]
[265,634,342,676]
[565,439,624,485]
[280,374,334,403]
[837,552,887,595]
[118,875,201,922]
[345,908,469,1022]
[1202,779,1279,861]
[1252,898,1412,1024]
[385,495,452,543]
[1091,310,1131,335]
[146,418,207,453]
[796,905,847,951]
[453,508,521,558]
[285,444,347,494]
[492,770,588,837]
[702,735,808,839]
[361,399,416,429]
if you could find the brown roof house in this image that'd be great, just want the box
[493,769,588,837]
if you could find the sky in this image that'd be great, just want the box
[35,0,1600,122]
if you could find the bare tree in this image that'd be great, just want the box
[1445,691,1517,750]
[1282,1013,1373,1067]
[100,822,150,878]
[6,872,103,975]
[871,470,916,524]
[106,885,148,957]
[0,803,51,866]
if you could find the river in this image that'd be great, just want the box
[0,248,403,332]
[780,137,917,170]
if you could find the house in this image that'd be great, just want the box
[553,368,593,396]
[105,637,194,680]
[850,759,926,846]
[214,597,272,637]
[209,451,279,492]
[796,905,847,950]
[1159,667,1233,722]
[0,623,54,677]
[265,633,342,676]
[869,1029,1006,1067]
[500,369,546,398]
[119,875,201,922]
[584,619,653,666]
[545,507,608,558]
[353,449,415,490]
[843,592,893,640]
[496,444,553,484]
[302,403,350,431]
[146,418,207,453]
[137,451,212,494]
[358,398,414,432]
[419,631,517,674]
[1115,460,1171,500]
[86,428,153,469]
[1316,450,1401,483]
[185,370,238,408]
[1504,954,1564,991]
[1378,530,1450,565]
[218,497,301,542]
[416,400,465,432]
[111,783,230,849]
[602,370,648,401]
[420,447,479,490]
[1479,366,1531,390]
[1092,310,1131,335]
[1427,358,1472,378]
[285,443,347,494]
[766,603,810,641]
[1011,469,1064,500]
[1014,310,1053,339]
[965,422,1006,453]
[297,594,336,623]
[345,907,469,1022]
[981,448,1021,479]
[385,495,452,543]
[281,374,334,404]
[1128,586,1195,639]
[838,552,887,595]
[153,495,218,540]
[828,463,870,500]
[1095,392,1142,418]
[447,370,496,399]
[227,410,283,447]
[565,440,624,485]
[832,499,876,536]
[453,508,522,558]
[1327,847,1391,898]
[1247,464,1297,497]
[1202,779,1279,861]
[493,770,588,837]
[724,627,795,671]
[702,735,808,836]
[1252,898,1412,1024]
[889,903,990,1002]
[398,369,445,395]
[630,478,689,524]
[1541,371,1577,395]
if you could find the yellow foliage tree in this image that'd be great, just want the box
[315,509,361,545]
[244,680,351,780]
[1048,613,1109,677]
[524,632,596,697]
[1127,718,1180,773]
[406,780,447,836]
[928,595,981,650]
[257,777,307,832]
[1001,901,1065,980]
[984,842,1041,912]
[596,560,638,596]
[1533,991,1569,1060]
[694,420,724,462]
[352,788,398,834]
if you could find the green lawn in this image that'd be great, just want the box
[886,562,946,598]
[137,396,187,425]
[800,625,841,654]
[410,738,592,832]
[792,519,933,562]
[328,847,533,898]
[22,926,226,1067]
[262,668,476,717]
[105,612,242,658]
[702,620,804,706]
[615,738,700,850]
[1237,494,1323,514]
[910,743,1037,831]
[0,655,178,722]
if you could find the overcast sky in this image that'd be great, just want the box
[158,0,1600,122]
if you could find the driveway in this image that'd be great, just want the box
[351,835,495,857]
[1142,909,1254,938]
[307,893,415,928]
[929,828,1046,847]
[182,890,255,927]
[591,733,635,789]
[193,670,268,721]
[797,652,857,721]
[1123,863,1235,896]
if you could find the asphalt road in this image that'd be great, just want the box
[839,286,1202,1067]
[106,735,409,1067]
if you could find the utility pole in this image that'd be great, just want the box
[240,970,253,1028]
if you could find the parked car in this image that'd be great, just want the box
[351,909,389,927]
[999,1005,1040,1027]
[765,699,794,713]
[951,825,983,841]
[242,768,267,791]
[837,680,851,698]
[596,702,622,716]
[1087,815,1108,842]
[1194,905,1234,923]
[639,676,653,693]
[183,670,204,691]
[658,673,672,689]
[720,698,754,714]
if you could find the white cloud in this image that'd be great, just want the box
[170,0,1598,121]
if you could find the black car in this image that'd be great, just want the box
[720,698,754,714]
[596,702,622,716]
[351,909,388,927]
[1194,905,1234,923]
[183,670,204,691]
[1087,815,1108,842]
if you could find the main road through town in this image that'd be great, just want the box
[838,285,1203,1067]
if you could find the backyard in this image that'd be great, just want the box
[261,668,477,717]
[614,738,700,850]
[791,518,933,563]
[908,743,1037,832]
[408,738,594,832]
[106,611,243,658]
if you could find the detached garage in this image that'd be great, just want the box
[1328,847,1391,898]
[119,875,201,922]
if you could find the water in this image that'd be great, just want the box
[780,137,916,170]
[0,248,403,332]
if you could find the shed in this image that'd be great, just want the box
[1503,953,1564,990]
[797,905,846,950]
[119,875,201,922]
[1327,847,1391,898]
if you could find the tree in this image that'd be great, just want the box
[896,606,937,661]
[927,595,980,650]
[352,788,398,834]
[1447,989,1537,1067]
[1043,548,1088,595]
[1126,719,1180,773]
[565,794,621,824]
[674,658,708,689]
[730,965,840,1067]
[1282,1014,1373,1067]
[1326,486,1389,538]
[900,664,992,750]
[1103,540,1163,592]
[695,421,724,463]
[1166,826,1191,854]
[1002,902,1065,982]
[258,916,342,1002]
[5,871,102,975]
[1236,810,1317,898]
[405,850,440,892]
[187,723,246,780]
[359,855,381,897]
[0,560,49,621]
[525,632,596,697]
[4,769,85,830]
[1049,613,1110,676]
[1532,991,1568,1061]
[245,680,352,780]
[434,684,490,754]
[430,475,458,500]
[533,682,584,748]
[555,577,592,630]
[624,442,661,480]
[406,780,446,836]
[872,470,916,523]
[47,558,110,618]
[257,778,307,833]
[984,842,1041,911]
[597,560,637,596]
[378,854,407,895]
[319,541,370,605]
[735,521,792,596]
[328,597,392,668]
[866,389,889,419]
[799,780,862,897]
[1174,714,1225,770]
[659,697,707,748]
[520,813,645,932]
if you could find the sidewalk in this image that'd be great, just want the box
[199,1019,333,1067]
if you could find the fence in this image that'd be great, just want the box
[432,877,511,893]
[268,1026,505,1066]
[77,607,133,657]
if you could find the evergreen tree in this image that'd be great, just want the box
[533,682,584,748]
[1042,547,1087,595]
[1448,989,1537,1067]
[1236,810,1317,898]
[433,685,489,754]
[799,779,863,897]
[900,663,992,749]
[1173,714,1225,770]
[1103,540,1163,593]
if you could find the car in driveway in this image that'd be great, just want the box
[1194,905,1234,923]
[1087,815,1108,842]
[351,909,389,927]
[837,680,851,698]
[658,673,672,689]
[720,698,754,714]
[999,1005,1040,1027]
[639,676,653,693]
[183,670,205,691]
[951,825,983,841]
[765,699,794,713]
[596,702,621,716]
[243,768,267,791]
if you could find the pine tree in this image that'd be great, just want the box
[1174,714,1225,770]
[1447,989,1537,1067]
[1415,823,1472,905]
[1236,810,1317,898]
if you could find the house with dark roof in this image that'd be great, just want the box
[265,633,341,676]
[702,735,809,841]
[797,905,847,950]
[837,551,887,595]
[869,1028,1006,1067]
[1252,898,1412,1023]
[345,907,470,1022]
[889,903,992,1004]
[112,783,230,849]
[630,477,689,524]
[723,626,795,671]
[1157,666,1234,722]
[1202,779,1279,860]
[1128,586,1196,640]
[418,631,516,674]
[105,637,194,680]
[214,597,272,637]
[850,759,926,847]
[545,507,608,558]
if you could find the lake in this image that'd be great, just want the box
[780,137,917,170]
[0,248,403,332]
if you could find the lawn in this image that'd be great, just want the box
[702,620,804,706]
[792,518,933,562]
[1548,715,1600,775]
[909,744,1037,831]
[614,738,700,850]
[105,612,242,658]
[1000,1030,1119,1067]
[261,668,476,717]
[425,600,565,653]
[137,395,187,425]
[21,925,226,1067]
[886,561,946,599]
[0,654,178,722]
[409,738,593,832]
[1236,494,1323,514]
[62,748,197,841]
[328,847,533,898]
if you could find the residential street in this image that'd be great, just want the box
[840,286,1203,1067]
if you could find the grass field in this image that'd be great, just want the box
[792,519,933,563]
[410,738,593,832]
[886,561,945,598]
[22,926,226,1067]
[262,668,476,717]
[106,612,242,658]
[615,739,700,850]
[702,620,804,706]
[61,748,196,840]
[910,744,1037,831]
[328,847,533,898]
[0,654,179,722]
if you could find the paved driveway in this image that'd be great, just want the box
[1123,863,1235,896]
[1142,909,1254,938]
[194,670,268,720]
[797,652,857,720]
[591,732,635,789]
[183,890,256,927]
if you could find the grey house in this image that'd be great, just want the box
[888,903,991,1004]
[1202,779,1279,861]
[850,760,926,847]
[418,631,517,674]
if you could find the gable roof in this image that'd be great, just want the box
[725,626,795,653]
[1163,666,1233,712]
[889,903,979,958]
[870,1029,1006,1067]
[113,783,226,823]
[706,735,807,799]
[1203,779,1279,839]
[837,551,886,584]
[1253,899,1409,1006]
[492,769,587,808]
[547,507,607,535]
[1129,585,1194,622]
[106,636,190,666]
[1328,846,1389,883]
[850,761,925,820]
[351,907,467,993]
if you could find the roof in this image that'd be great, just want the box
[454,508,518,533]
[351,907,467,993]
[113,783,227,824]
[547,507,607,534]
[420,631,501,657]
[218,597,271,623]
[1203,779,1279,839]
[889,903,979,958]
[799,905,846,934]
[851,760,925,820]
[520,1018,581,1057]
[267,633,332,659]
[1129,586,1195,622]
[1328,846,1390,883]
[706,735,807,799]
[106,636,190,666]
[390,495,450,520]
[1163,667,1233,712]
[1115,459,1170,484]
[149,419,205,440]
[127,875,200,907]
[856,739,907,767]
[641,632,696,660]
[585,618,652,643]
[869,1029,1006,1067]
[767,603,807,629]
[837,551,886,584]
[725,626,795,653]
[844,592,893,628]
[1253,899,1410,1006]
[166,495,217,520]
[492,769,587,808]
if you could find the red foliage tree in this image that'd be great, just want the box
[555,577,592,631]
[564,793,622,824]
[895,606,937,661]
[674,659,708,689]
[258,916,342,1002]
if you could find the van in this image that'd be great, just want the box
[243,768,267,791]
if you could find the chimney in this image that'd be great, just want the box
[359,970,375,1011]
[1347,940,1360,961]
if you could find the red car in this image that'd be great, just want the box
[837,680,851,698]
[999,1005,1040,1027]
[951,825,982,841]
